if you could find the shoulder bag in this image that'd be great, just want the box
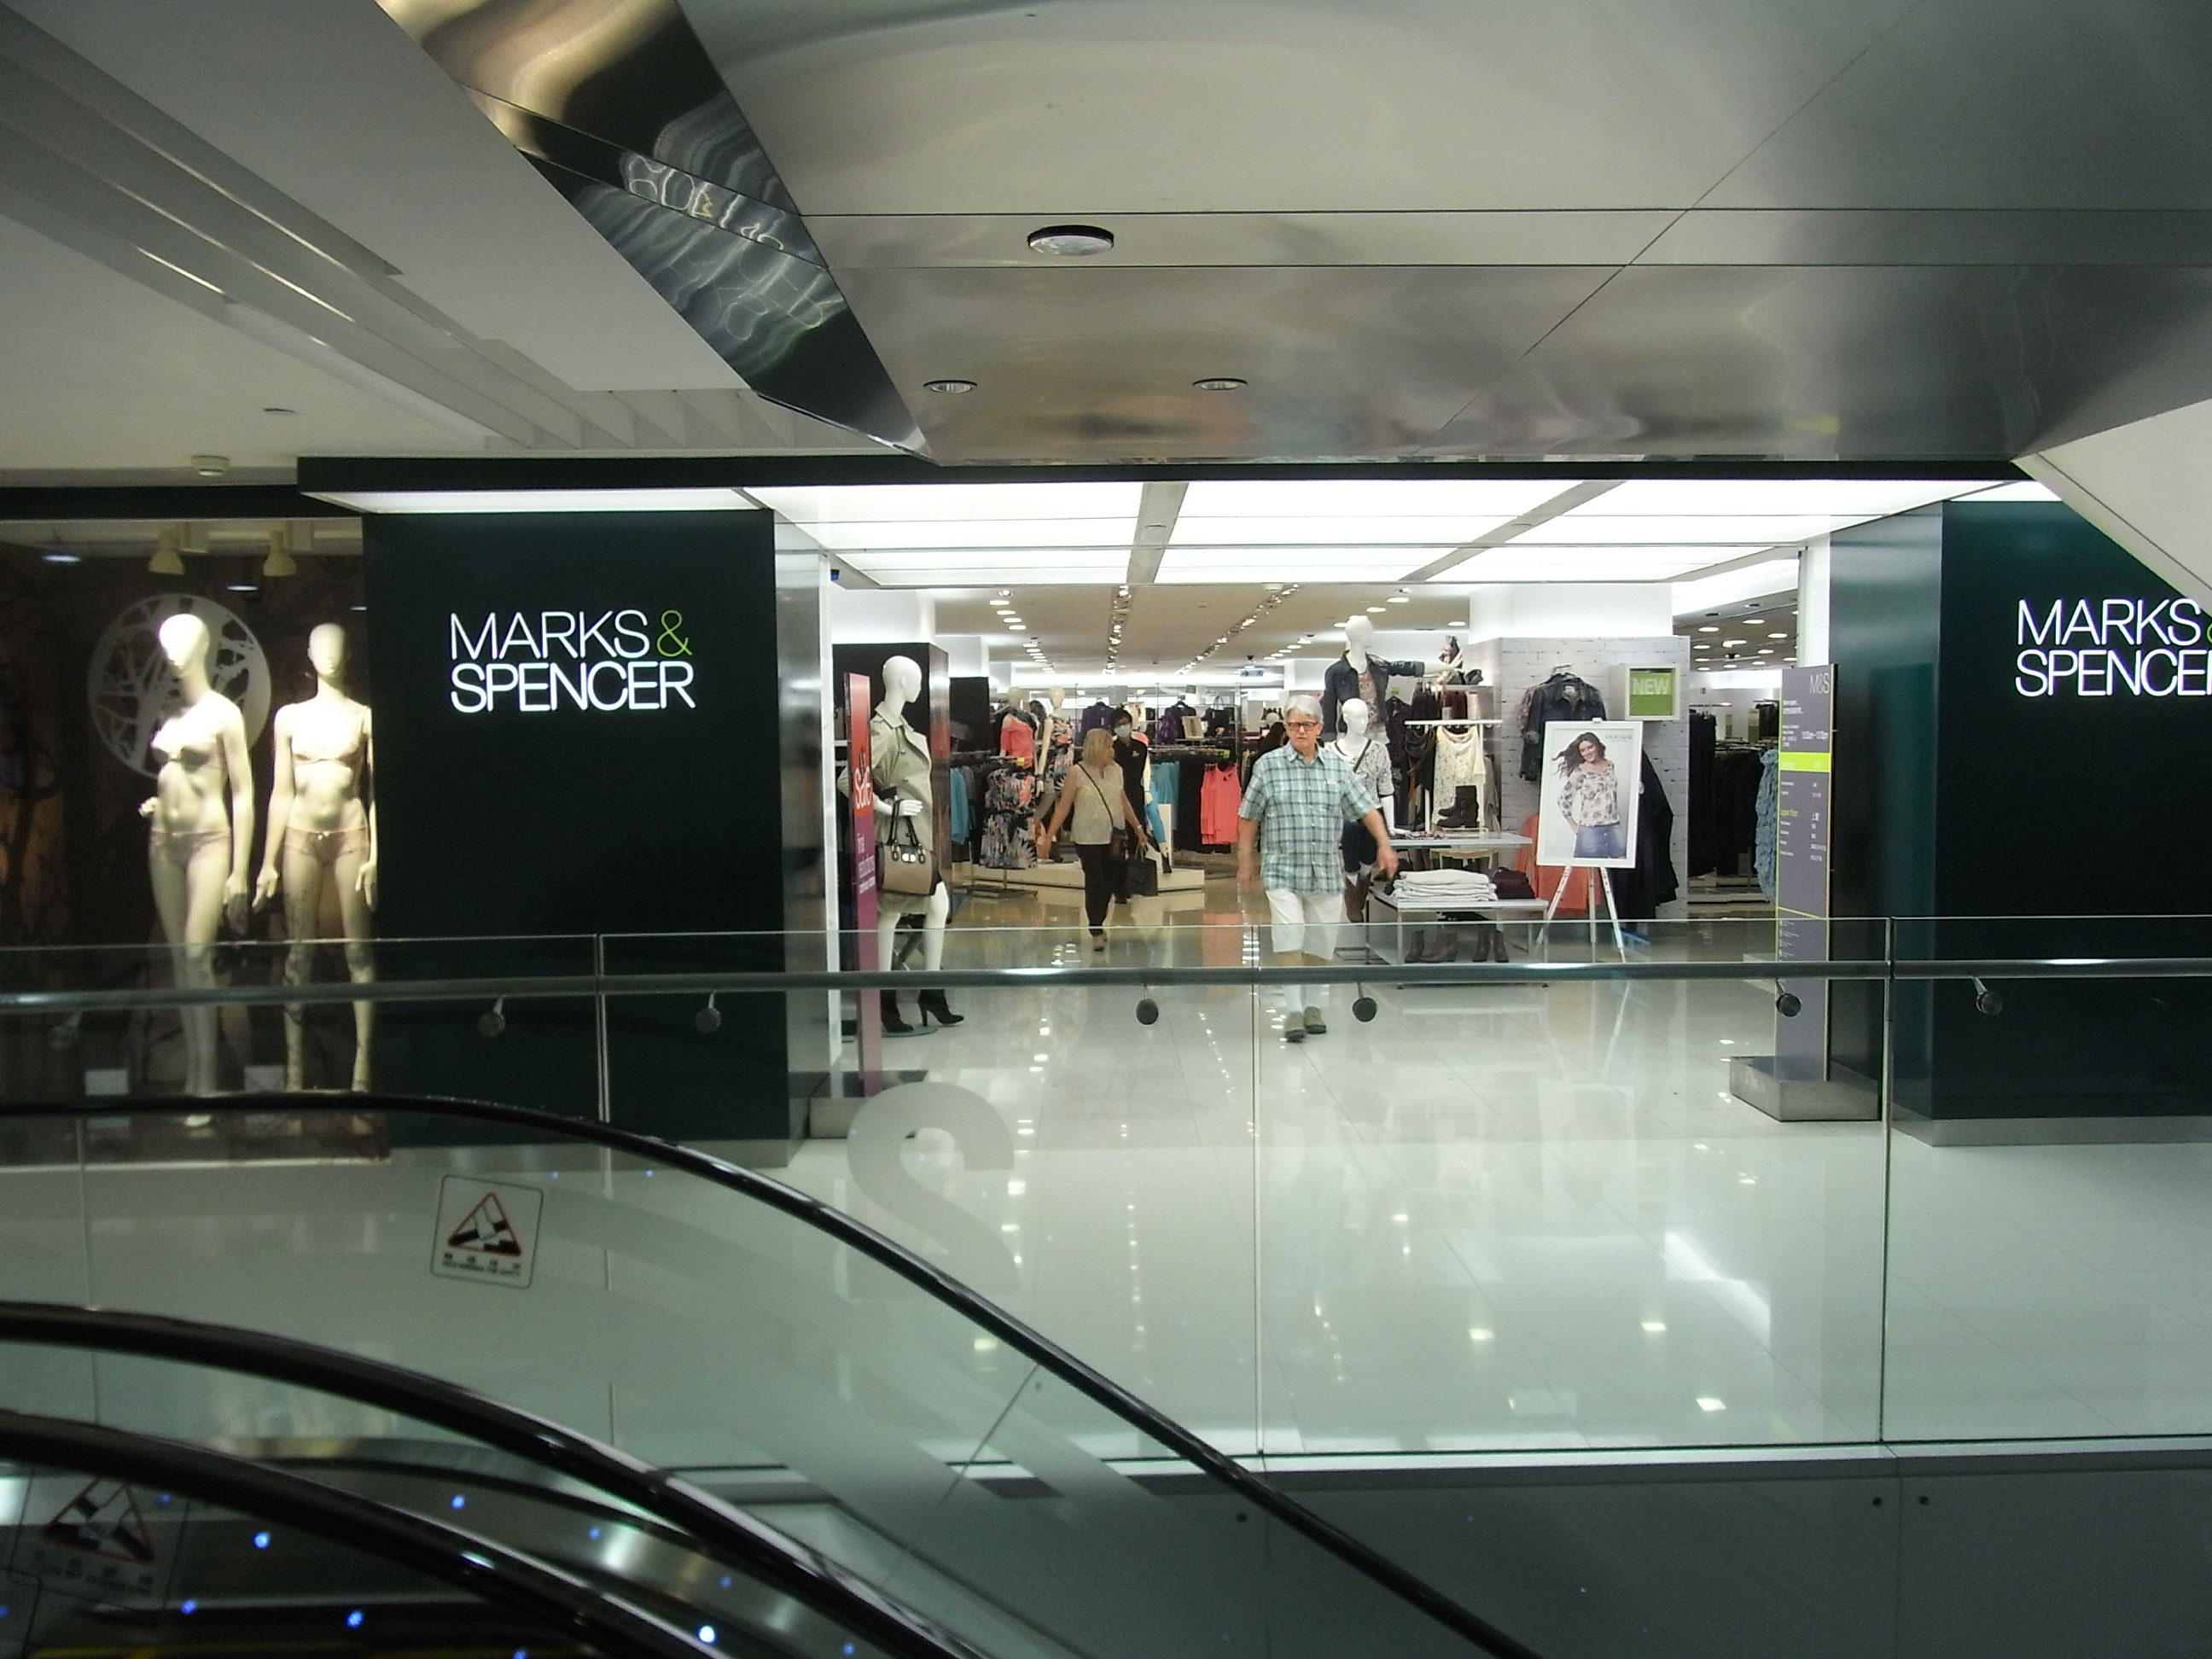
[879,793,938,895]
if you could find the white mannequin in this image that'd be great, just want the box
[1331,697,1394,830]
[256,623,377,1091]
[142,614,254,1096]
[872,655,957,1031]
[1342,614,1432,678]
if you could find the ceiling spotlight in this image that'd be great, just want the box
[1365,606,1383,614]
[1192,377,1247,392]
[263,527,298,579]
[1387,595,1409,603]
[1768,632,1790,639]
[1697,626,1719,633]
[189,454,230,477]
[1027,224,1115,257]
[923,379,977,394]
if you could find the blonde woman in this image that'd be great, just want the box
[1037,727,1150,950]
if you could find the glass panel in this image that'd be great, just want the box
[0,1457,579,1658]
[1883,917,2212,1441]
[1257,917,1891,1455]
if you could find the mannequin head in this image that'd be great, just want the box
[1343,615,1375,655]
[878,655,921,713]
[306,622,348,683]
[158,614,212,690]
[1336,697,1371,742]
[1440,633,1460,666]
[1047,686,1067,713]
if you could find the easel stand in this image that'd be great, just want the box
[1542,863,1627,957]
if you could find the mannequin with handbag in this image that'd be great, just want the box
[870,655,960,1034]
[1036,727,1151,951]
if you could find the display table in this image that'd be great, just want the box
[1364,887,1548,965]
[1388,832,1531,854]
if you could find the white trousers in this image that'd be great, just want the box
[1266,888,1344,961]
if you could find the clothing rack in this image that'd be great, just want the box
[1403,718,1502,727]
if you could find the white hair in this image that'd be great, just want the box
[1285,693,1323,722]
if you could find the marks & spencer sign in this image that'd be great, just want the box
[2014,597,2212,697]
[447,608,696,713]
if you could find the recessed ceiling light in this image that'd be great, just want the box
[1386,595,1409,603]
[923,379,977,394]
[1365,606,1384,613]
[1723,638,1748,646]
[40,551,80,564]
[1192,377,1247,391]
[1697,626,1719,633]
[1768,632,1789,639]
[1027,224,1115,256]
[225,582,257,592]
[189,454,230,476]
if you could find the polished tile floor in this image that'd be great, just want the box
[3,888,2210,1464]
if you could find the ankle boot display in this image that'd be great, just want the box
[1433,785,1481,830]
[918,989,963,1027]
[880,990,919,1036]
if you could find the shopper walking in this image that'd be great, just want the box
[1039,728,1151,950]
[1237,694,1398,1040]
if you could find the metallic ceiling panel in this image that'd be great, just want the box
[1708,0,2212,208]
[1641,210,2212,267]
[1421,264,2212,460]
[678,0,1915,214]
[830,265,1616,463]
[381,0,923,450]
[806,211,1679,269]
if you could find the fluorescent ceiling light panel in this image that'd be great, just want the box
[1513,515,1842,545]
[1961,480,2063,502]
[1156,547,1436,583]
[840,558,1124,587]
[1446,544,1754,579]
[748,484,1139,524]
[1169,514,1516,547]
[1179,480,1569,519]
[1589,479,2000,517]
[839,548,1123,571]
[312,488,750,514]
[803,518,1134,550]
[1673,558,1801,614]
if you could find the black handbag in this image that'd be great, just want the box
[1126,847,1161,897]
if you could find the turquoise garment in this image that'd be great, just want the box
[1150,764,1179,806]
[949,767,970,843]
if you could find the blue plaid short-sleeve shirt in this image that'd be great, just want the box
[1238,744,1379,893]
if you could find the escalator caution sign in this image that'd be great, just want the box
[432,1175,543,1288]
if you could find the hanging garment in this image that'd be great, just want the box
[1687,711,1718,876]
[1611,756,1679,922]
[1199,762,1243,847]
[1754,748,1778,896]
[1430,725,1488,827]
[947,766,970,846]
[1078,701,1116,736]
[1516,674,1609,781]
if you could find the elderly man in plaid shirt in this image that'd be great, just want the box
[1237,694,1399,1042]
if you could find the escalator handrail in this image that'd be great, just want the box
[1,1091,1540,1659]
[0,1301,984,1659]
[0,1406,716,1659]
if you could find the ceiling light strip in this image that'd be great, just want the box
[1125,480,1186,587]
[1404,480,1623,582]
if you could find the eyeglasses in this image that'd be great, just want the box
[1284,719,1321,731]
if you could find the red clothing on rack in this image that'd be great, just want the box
[1199,763,1243,847]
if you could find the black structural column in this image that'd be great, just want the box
[363,509,821,1151]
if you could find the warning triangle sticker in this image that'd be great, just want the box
[445,1191,524,1257]
[43,1478,158,1564]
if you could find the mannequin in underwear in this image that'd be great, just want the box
[870,655,960,1033]
[255,623,376,1091]
[143,613,255,1096]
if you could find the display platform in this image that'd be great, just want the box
[1365,888,1548,965]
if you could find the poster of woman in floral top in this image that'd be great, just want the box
[1538,721,1641,867]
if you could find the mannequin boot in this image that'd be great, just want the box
[918,989,964,1027]
[880,990,922,1037]
[1434,785,1481,830]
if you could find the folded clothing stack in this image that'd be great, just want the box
[1384,869,1499,906]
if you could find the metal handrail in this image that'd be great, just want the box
[0,1406,715,1659]
[0,1301,983,1659]
[0,1092,1542,1659]
[3,953,2210,1016]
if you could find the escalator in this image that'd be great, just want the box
[0,1095,1539,1659]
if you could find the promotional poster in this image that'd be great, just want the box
[1536,719,1642,868]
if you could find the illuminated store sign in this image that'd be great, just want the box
[2014,597,2210,696]
[447,608,696,712]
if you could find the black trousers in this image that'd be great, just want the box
[1074,842,1124,930]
